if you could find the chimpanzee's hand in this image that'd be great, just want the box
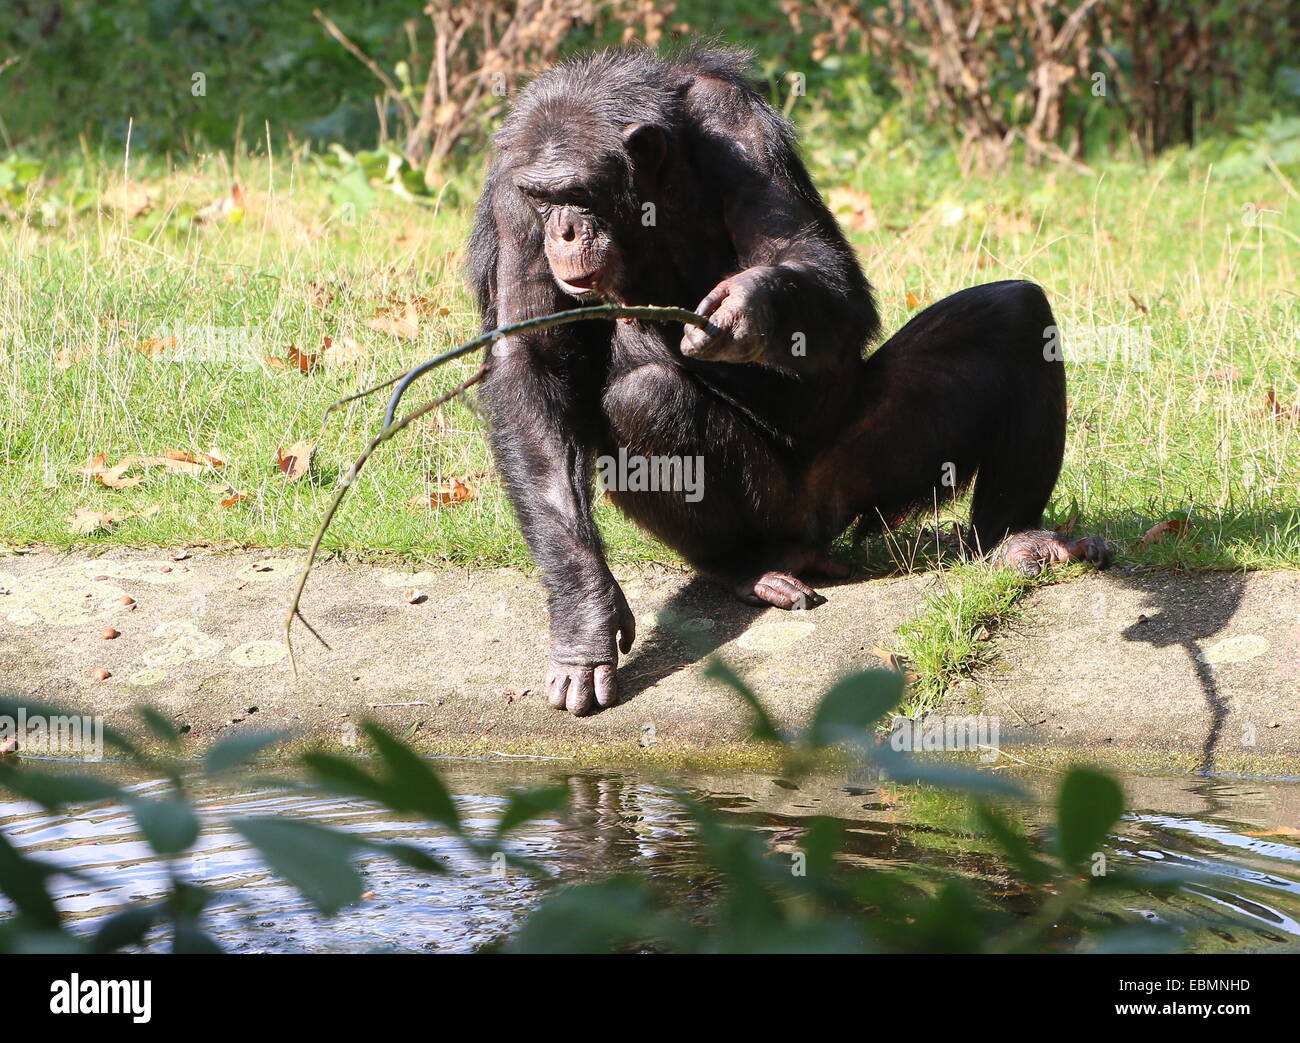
[545,582,636,716]
[679,266,778,363]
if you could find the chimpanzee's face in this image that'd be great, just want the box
[514,163,620,300]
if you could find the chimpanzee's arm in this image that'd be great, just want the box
[473,181,634,715]
[677,69,878,371]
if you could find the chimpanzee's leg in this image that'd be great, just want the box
[600,325,844,609]
[823,281,1111,575]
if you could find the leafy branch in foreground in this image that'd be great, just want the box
[0,664,1251,954]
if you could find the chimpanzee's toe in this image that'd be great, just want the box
[738,571,825,610]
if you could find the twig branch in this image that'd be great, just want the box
[284,303,712,676]
[312,8,417,128]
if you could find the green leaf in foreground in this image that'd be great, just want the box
[130,797,200,856]
[1055,766,1124,867]
[137,706,182,746]
[494,786,569,837]
[704,659,780,741]
[203,730,287,776]
[509,877,689,954]
[363,722,461,831]
[232,817,363,916]
[805,669,904,748]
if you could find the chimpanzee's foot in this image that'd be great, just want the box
[995,529,1113,578]
[545,661,618,716]
[734,571,827,610]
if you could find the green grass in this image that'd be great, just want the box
[1,130,1298,579]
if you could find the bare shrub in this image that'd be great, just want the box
[314,1,679,180]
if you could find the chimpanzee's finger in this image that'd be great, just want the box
[565,670,597,716]
[617,608,636,654]
[680,319,726,356]
[694,281,731,318]
[593,664,619,707]
[546,670,568,709]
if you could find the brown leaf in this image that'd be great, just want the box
[286,345,320,373]
[102,181,151,218]
[870,645,904,672]
[163,448,227,470]
[1263,388,1300,422]
[365,300,420,340]
[55,345,101,368]
[1197,366,1241,384]
[69,504,160,535]
[195,181,245,224]
[1141,519,1188,545]
[320,335,367,368]
[305,280,335,310]
[76,450,224,487]
[276,441,315,481]
[211,484,248,507]
[827,187,878,233]
[405,477,477,509]
[135,336,177,356]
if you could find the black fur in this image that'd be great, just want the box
[466,47,1096,715]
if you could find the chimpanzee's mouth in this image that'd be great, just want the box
[556,272,602,298]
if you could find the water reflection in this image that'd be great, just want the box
[1,763,1298,953]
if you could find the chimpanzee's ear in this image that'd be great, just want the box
[622,123,668,175]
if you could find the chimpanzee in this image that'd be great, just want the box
[468,47,1110,716]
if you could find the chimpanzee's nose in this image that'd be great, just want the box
[560,217,577,242]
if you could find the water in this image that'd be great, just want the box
[3,761,1300,952]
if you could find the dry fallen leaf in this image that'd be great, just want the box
[870,645,904,672]
[135,336,177,357]
[827,187,878,233]
[286,345,320,373]
[1141,519,1188,545]
[211,484,248,507]
[1263,388,1299,422]
[164,448,227,470]
[78,450,224,487]
[305,280,335,310]
[404,477,477,509]
[102,181,151,218]
[365,300,420,340]
[195,181,246,224]
[276,441,315,481]
[55,345,102,369]
[69,504,160,535]
[320,335,367,368]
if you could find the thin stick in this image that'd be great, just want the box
[322,371,407,424]
[312,8,416,127]
[285,303,712,675]
[322,302,710,423]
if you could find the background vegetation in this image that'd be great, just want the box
[1,0,1298,705]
